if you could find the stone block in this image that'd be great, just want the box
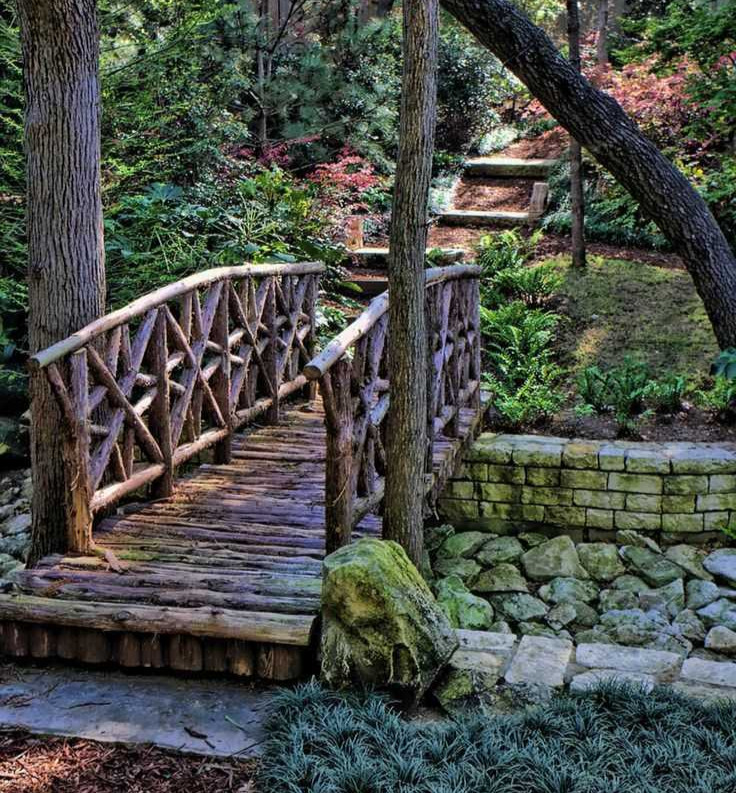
[608,473,663,494]
[586,509,614,530]
[664,475,709,495]
[456,629,516,655]
[576,644,682,677]
[560,470,608,490]
[625,494,663,513]
[671,681,736,703]
[446,481,475,500]
[697,493,736,512]
[526,467,560,487]
[486,464,525,485]
[521,487,572,506]
[670,446,736,474]
[625,448,670,474]
[511,440,563,467]
[544,506,586,526]
[479,483,521,503]
[710,474,736,493]
[468,463,488,481]
[574,490,626,510]
[615,511,662,531]
[466,435,512,463]
[662,495,696,513]
[562,442,600,469]
[704,512,730,531]
[504,635,573,688]
[479,502,514,520]
[661,513,705,533]
[599,445,626,471]
[438,499,479,521]
[681,657,736,688]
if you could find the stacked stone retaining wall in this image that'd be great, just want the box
[438,435,736,544]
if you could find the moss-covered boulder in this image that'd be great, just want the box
[320,539,458,701]
[435,575,494,630]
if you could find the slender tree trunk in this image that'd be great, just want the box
[18,0,106,564]
[567,0,586,268]
[383,0,438,568]
[441,0,736,349]
[596,0,609,66]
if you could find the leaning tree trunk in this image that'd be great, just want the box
[441,0,736,349]
[567,0,586,268]
[18,0,106,563]
[383,0,439,568]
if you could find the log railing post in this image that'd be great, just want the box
[469,277,482,411]
[264,276,280,425]
[305,274,319,403]
[212,280,233,464]
[322,357,354,554]
[149,307,174,499]
[65,349,93,552]
[425,284,440,477]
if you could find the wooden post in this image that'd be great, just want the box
[322,358,354,554]
[149,307,173,499]
[425,284,440,478]
[264,277,280,425]
[345,216,364,251]
[65,349,93,552]
[305,274,319,403]
[445,282,461,438]
[212,280,233,464]
[469,277,482,410]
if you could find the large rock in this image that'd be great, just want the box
[538,576,599,604]
[686,579,720,610]
[521,536,589,581]
[703,549,736,587]
[320,539,457,700]
[433,557,481,583]
[639,579,685,619]
[477,536,524,566]
[472,563,528,593]
[619,545,684,587]
[490,593,548,623]
[577,543,625,582]
[705,626,736,655]
[665,545,713,582]
[435,576,494,631]
[437,531,489,560]
[697,598,736,631]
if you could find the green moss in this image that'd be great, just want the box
[547,256,717,383]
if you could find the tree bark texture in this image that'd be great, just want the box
[18,0,106,563]
[567,0,586,268]
[383,0,439,567]
[596,0,609,65]
[441,0,736,348]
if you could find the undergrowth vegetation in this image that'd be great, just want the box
[259,680,736,793]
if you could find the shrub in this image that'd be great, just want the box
[643,375,690,414]
[492,261,562,308]
[487,371,565,430]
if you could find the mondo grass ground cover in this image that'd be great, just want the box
[259,680,736,793]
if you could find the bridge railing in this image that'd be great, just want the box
[31,262,324,552]
[304,264,482,553]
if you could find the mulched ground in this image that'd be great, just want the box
[499,128,568,159]
[533,233,684,270]
[0,731,257,793]
[452,177,533,212]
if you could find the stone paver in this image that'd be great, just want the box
[681,657,736,688]
[456,629,516,655]
[575,644,682,677]
[0,666,269,757]
[504,635,573,688]
[570,669,655,693]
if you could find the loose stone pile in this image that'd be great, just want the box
[428,524,736,663]
[435,628,736,711]
[0,469,30,586]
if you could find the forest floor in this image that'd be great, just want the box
[0,731,256,793]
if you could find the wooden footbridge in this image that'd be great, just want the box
[0,262,483,680]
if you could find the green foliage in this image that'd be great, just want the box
[711,348,736,380]
[492,261,562,308]
[260,679,736,793]
[643,374,690,414]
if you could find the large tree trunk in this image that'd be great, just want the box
[383,0,438,567]
[567,0,586,268]
[18,0,106,563]
[441,0,736,349]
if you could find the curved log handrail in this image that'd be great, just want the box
[303,264,481,381]
[35,261,324,553]
[32,261,324,370]
[303,263,483,553]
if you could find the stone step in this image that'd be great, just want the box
[464,157,558,179]
[437,209,532,228]
[349,247,465,265]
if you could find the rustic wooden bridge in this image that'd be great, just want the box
[0,261,483,680]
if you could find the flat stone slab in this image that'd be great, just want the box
[681,657,736,688]
[570,669,655,693]
[456,629,516,655]
[0,666,270,757]
[576,644,682,678]
[504,635,573,688]
[671,681,736,703]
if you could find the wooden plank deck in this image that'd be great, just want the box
[0,398,483,680]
